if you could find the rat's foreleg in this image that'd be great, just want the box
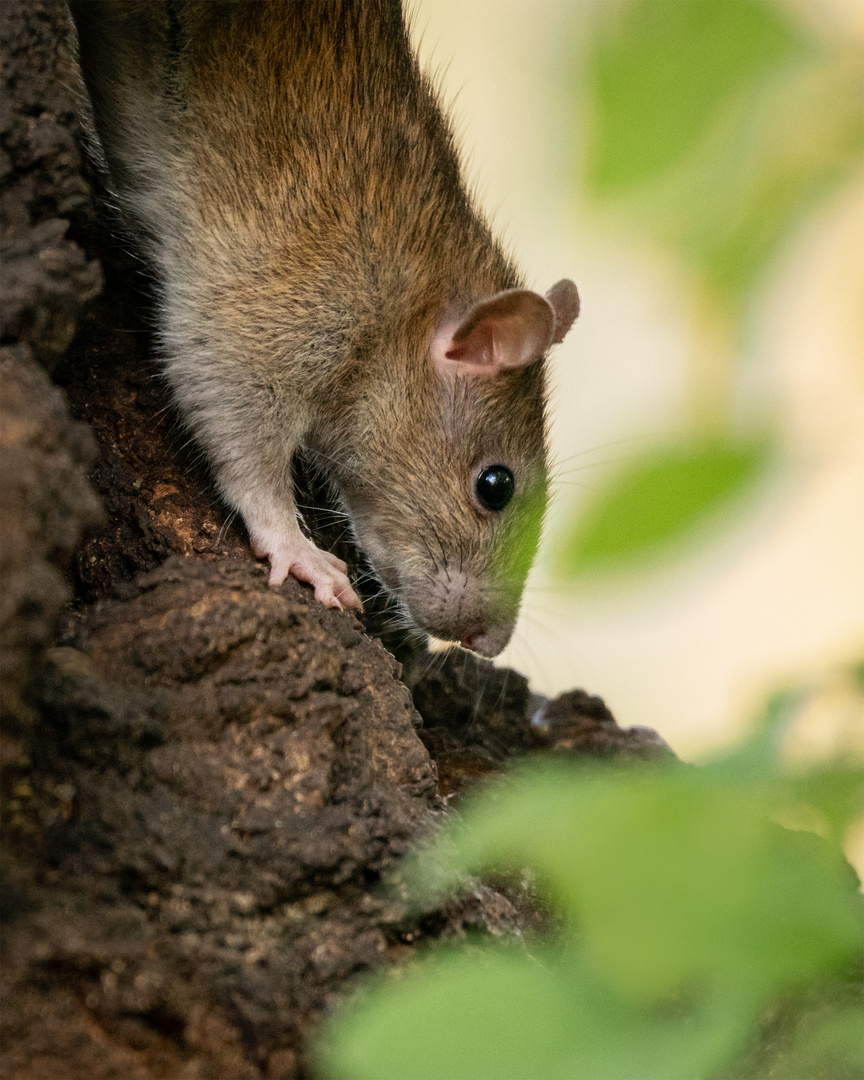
[232,485,362,611]
[166,349,362,612]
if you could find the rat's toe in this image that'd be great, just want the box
[320,550,348,573]
[314,572,362,611]
[265,537,362,612]
[267,556,291,587]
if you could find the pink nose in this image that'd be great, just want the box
[460,633,484,653]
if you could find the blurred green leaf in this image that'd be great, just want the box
[405,762,861,1003]
[716,689,864,841]
[711,691,805,778]
[558,439,768,575]
[318,699,863,1080]
[746,1004,864,1080]
[782,768,864,843]
[584,1,864,305]
[587,0,807,194]
[318,948,582,1080]
[493,479,549,611]
[649,53,864,304]
[318,945,754,1080]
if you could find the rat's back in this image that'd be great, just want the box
[71,1,494,298]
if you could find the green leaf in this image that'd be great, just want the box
[748,1005,864,1080]
[715,690,864,841]
[558,439,768,575]
[319,700,864,1080]
[782,768,864,845]
[586,0,807,195]
[316,945,754,1080]
[403,760,862,1005]
[583,1,864,305]
[317,948,581,1080]
[648,53,864,304]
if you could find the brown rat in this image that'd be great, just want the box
[70,0,579,657]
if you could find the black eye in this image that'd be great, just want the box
[475,466,514,512]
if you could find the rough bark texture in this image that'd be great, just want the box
[0,0,101,368]
[0,4,670,1077]
[0,347,102,739]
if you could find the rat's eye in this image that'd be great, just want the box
[475,466,514,512]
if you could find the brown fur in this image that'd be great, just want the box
[70,0,571,656]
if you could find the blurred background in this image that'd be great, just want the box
[411,0,864,764]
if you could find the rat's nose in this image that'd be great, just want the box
[460,632,486,653]
[458,622,514,658]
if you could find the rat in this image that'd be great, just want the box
[70,0,580,657]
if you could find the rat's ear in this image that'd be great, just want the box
[432,289,554,375]
[546,279,580,344]
[432,282,580,376]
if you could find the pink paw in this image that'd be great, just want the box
[253,533,362,612]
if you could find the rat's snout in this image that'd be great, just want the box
[460,627,513,658]
[400,564,515,659]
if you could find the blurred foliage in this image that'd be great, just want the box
[559,437,768,573]
[584,0,863,306]
[317,691,864,1080]
[560,0,864,577]
[587,0,807,197]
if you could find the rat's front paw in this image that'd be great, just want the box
[254,532,362,611]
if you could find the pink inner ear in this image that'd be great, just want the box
[431,289,556,375]
[444,327,493,364]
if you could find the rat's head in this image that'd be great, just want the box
[337,279,580,657]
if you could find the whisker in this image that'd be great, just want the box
[216,507,240,545]
[550,435,642,469]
